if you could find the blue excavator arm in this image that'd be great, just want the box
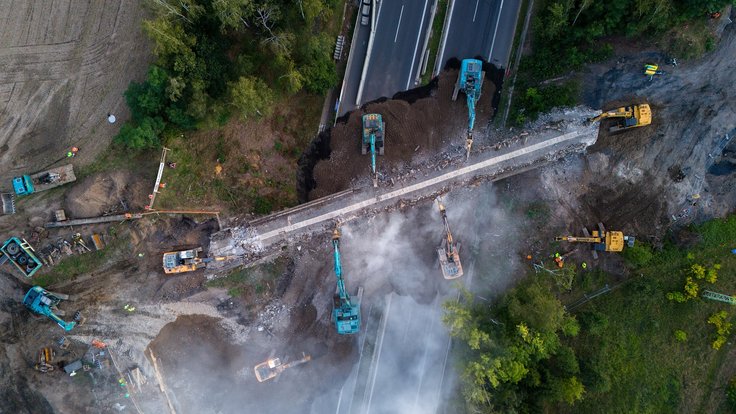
[466,92,476,133]
[370,134,377,177]
[333,238,351,306]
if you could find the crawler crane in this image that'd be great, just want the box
[436,199,463,279]
[331,229,360,334]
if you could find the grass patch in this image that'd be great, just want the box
[664,20,717,60]
[206,256,290,299]
[420,0,448,85]
[564,215,736,413]
[33,236,129,287]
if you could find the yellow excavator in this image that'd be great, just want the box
[587,104,652,133]
[556,224,635,258]
[162,247,237,274]
[436,198,463,279]
[254,352,311,382]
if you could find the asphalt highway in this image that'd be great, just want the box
[437,0,521,70]
[360,0,433,103]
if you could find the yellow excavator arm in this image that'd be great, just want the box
[555,236,602,243]
[587,107,634,123]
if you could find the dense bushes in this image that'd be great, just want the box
[116,0,339,149]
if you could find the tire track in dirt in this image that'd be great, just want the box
[0,0,152,182]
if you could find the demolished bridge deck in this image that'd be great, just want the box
[209,110,599,267]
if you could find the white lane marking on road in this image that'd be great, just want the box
[413,295,440,410]
[488,0,505,61]
[473,0,480,22]
[366,294,392,414]
[406,0,430,89]
[395,5,405,43]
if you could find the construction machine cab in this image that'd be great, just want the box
[162,247,204,274]
[12,176,34,196]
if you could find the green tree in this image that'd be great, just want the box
[300,34,337,94]
[143,18,198,75]
[229,76,274,120]
[212,0,253,31]
[548,376,585,404]
[115,116,165,149]
[124,66,170,121]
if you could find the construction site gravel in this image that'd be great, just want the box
[1,5,736,414]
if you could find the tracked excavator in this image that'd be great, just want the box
[453,59,484,160]
[361,113,384,187]
[331,229,360,334]
[254,352,312,382]
[23,286,78,331]
[436,198,463,279]
[162,247,237,274]
[556,223,635,258]
[587,104,652,133]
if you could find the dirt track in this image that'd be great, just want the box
[0,0,151,183]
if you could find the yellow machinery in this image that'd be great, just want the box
[436,198,463,279]
[556,224,635,257]
[254,353,311,382]
[644,64,664,80]
[34,347,55,373]
[588,104,652,132]
[162,247,235,274]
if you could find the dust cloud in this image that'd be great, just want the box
[308,180,524,414]
[148,181,526,414]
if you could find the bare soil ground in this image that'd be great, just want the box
[310,69,496,198]
[0,0,152,185]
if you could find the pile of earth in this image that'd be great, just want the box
[64,170,149,218]
[307,69,496,200]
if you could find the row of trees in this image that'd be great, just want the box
[443,281,584,412]
[117,0,339,148]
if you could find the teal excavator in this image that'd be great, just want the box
[23,286,78,331]
[452,59,484,160]
[361,114,385,187]
[331,229,360,334]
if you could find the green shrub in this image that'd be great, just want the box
[727,376,736,410]
[673,330,687,342]
[622,243,654,267]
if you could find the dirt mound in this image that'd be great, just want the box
[309,69,496,199]
[63,170,148,218]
